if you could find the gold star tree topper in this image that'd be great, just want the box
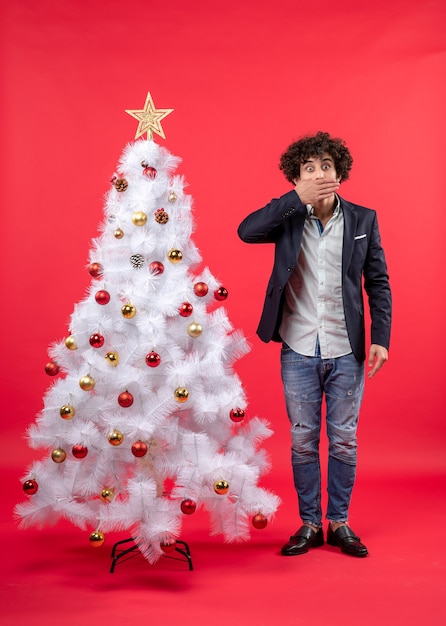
[125,92,174,140]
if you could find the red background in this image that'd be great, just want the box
[1,1,445,624]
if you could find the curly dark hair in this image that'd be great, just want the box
[279,131,353,184]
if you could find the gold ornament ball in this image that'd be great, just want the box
[89,531,105,548]
[214,479,229,495]
[51,448,67,463]
[60,404,75,420]
[79,374,95,391]
[174,387,189,403]
[167,249,183,264]
[114,228,124,239]
[187,322,203,338]
[132,211,147,226]
[65,335,78,350]
[100,487,114,502]
[105,351,119,366]
[108,429,124,446]
[121,303,136,319]
[168,190,177,203]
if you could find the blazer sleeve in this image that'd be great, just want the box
[237,190,305,243]
[363,212,392,350]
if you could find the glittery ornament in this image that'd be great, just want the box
[114,228,124,239]
[230,408,245,423]
[23,479,38,495]
[252,513,268,530]
[214,479,229,495]
[214,286,228,301]
[118,391,134,407]
[45,362,60,376]
[89,333,105,348]
[149,261,164,275]
[95,290,110,305]
[65,335,78,350]
[187,322,203,338]
[143,166,157,179]
[168,249,183,263]
[194,282,209,297]
[168,190,177,203]
[181,499,197,515]
[131,441,148,457]
[108,429,124,446]
[160,538,177,553]
[88,262,103,278]
[51,448,66,463]
[132,211,147,226]
[89,531,105,547]
[145,351,161,367]
[174,387,189,403]
[155,209,169,224]
[130,253,145,269]
[72,444,88,459]
[100,487,114,502]
[113,178,128,192]
[79,374,95,391]
[179,302,193,317]
[105,351,119,366]
[60,404,75,420]
[121,303,136,319]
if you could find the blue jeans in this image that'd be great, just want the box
[280,344,364,527]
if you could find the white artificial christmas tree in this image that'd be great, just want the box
[16,93,280,565]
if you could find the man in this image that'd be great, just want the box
[237,131,391,557]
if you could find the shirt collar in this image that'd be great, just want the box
[306,194,341,218]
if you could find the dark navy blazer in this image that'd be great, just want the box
[237,190,391,363]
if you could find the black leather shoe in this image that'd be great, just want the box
[281,525,324,556]
[327,525,368,557]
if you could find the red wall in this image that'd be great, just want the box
[1,0,445,479]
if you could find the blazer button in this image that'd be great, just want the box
[287,266,293,272]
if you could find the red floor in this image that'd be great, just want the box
[3,464,445,626]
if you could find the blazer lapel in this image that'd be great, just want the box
[341,198,358,276]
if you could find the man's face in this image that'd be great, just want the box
[298,152,338,181]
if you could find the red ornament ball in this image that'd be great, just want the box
[95,290,110,305]
[180,499,197,515]
[88,262,103,278]
[252,513,268,530]
[230,408,245,423]
[89,333,105,348]
[72,444,88,459]
[23,479,38,495]
[131,441,148,457]
[179,302,193,317]
[118,391,134,407]
[143,166,157,179]
[194,282,209,297]
[45,361,60,376]
[214,286,228,301]
[160,538,177,553]
[145,351,161,367]
[149,261,164,275]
